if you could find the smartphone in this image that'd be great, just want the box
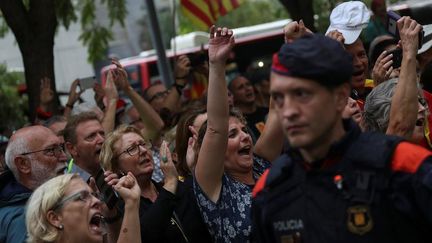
[387,11,400,38]
[388,48,403,69]
[387,11,424,49]
[94,168,119,209]
[79,76,96,90]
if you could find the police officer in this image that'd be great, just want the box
[252,34,432,243]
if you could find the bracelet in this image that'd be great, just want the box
[173,83,185,95]
[65,103,74,109]
[175,76,187,79]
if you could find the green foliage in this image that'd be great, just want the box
[79,25,113,62]
[103,0,127,26]
[75,0,127,62]
[313,0,337,33]
[80,0,96,27]
[0,14,9,38]
[55,0,77,29]
[0,64,28,132]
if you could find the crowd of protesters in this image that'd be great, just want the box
[2,0,432,242]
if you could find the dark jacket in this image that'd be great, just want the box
[0,170,32,243]
[252,122,432,243]
[138,179,213,243]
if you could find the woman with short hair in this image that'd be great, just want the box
[25,173,141,243]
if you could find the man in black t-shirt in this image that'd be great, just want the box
[228,75,268,142]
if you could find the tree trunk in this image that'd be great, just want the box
[0,0,59,122]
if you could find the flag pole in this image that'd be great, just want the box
[144,0,174,88]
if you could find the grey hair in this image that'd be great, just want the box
[363,78,421,133]
[5,135,29,180]
[71,102,103,117]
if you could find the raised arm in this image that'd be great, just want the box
[254,98,283,162]
[284,19,312,43]
[386,17,422,138]
[162,55,191,112]
[102,70,119,134]
[114,172,141,243]
[195,26,234,203]
[64,79,83,117]
[111,59,165,140]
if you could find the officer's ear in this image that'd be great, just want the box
[333,83,351,112]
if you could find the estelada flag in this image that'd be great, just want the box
[181,0,245,29]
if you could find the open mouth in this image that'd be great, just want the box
[89,213,106,234]
[352,69,364,77]
[139,157,151,165]
[245,92,255,99]
[238,145,252,156]
[95,148,101,156]
[416,118,425,127]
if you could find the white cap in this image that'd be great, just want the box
[326,1,370,45]
[418,24,432,55]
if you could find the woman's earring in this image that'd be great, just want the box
[58,224,64,230]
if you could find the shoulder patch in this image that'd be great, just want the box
[391,142,432,173]
[253,169,270,198]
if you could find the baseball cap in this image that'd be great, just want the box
[418,24,432,55]
[325,1,370,45]
[272,34,353,87]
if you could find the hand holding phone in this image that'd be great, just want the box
[94,168,120,209]
[371,49,398,85]
[387,11,424,49]
[387,48,403,69]
[79,76,97,90]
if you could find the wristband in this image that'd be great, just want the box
[175,76,187,79]
[65,103,74,109]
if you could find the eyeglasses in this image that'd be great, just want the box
[148,90,169,102]
[21,144,65,157]
[118,141,152,157]
[51,190,104,211]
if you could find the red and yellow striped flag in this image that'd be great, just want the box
[181,0,245,29]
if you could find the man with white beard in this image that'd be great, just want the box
[0,126,68,242]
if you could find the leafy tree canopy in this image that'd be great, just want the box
[0,64,28,132]
[0,0,127,63]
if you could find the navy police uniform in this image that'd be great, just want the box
[252,121,432,243]
[252,34,432,243]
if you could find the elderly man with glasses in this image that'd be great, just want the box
[0,125,68,242]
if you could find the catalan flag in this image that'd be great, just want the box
[181,0,245,29]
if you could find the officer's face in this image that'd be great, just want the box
[270,73,349,151]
